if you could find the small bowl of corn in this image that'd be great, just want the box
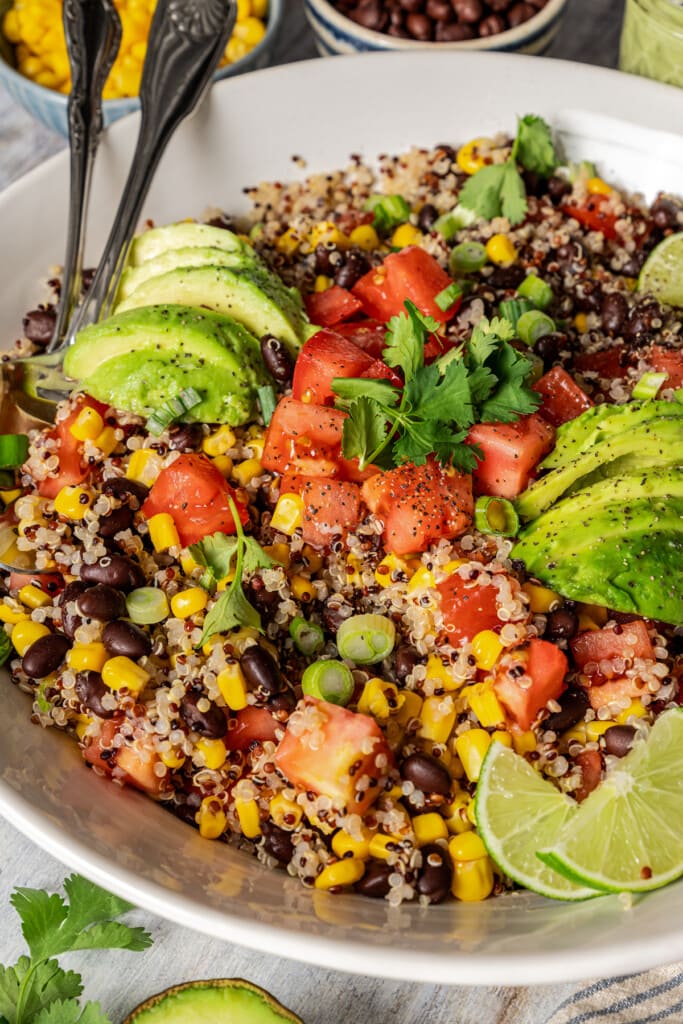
[0,0,283,137]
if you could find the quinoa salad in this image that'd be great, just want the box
[3,117,683,906]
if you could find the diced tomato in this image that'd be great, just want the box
[301,478,361,549]
[574,344,631,381]
[262,397,346,478]
[437,571,502,646]
[493,639,568,731]
[291,329,400,407]
[225,706,282,751]
[467,413,555,499]
[571,620,655,675]
[8,571,63,598]
[274,696,394,814]
[83,719,165,796]
[534,367,593,426]
[141,453,248,547]
[352,247,461,325]
[361,457,473,555]
[336,456,382,484]
[304,285,363,327]
[647,345,683,388]
[37,395,109,499]
[334,319,387,359]
[573,749,603,802]
[562,194,618,240]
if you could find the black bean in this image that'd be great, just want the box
[547,175,571,204]
[99,506,133,538]
[23,307,56,348]
[401,752,452,797]
[74,670,115,719]
[545,607,579,641]
[600,292,628,336]
[534,332,569,367]
[455,295,493,331]
[399,0,424,10]
[102,620,152,660]
[426,0,452,19]
[350,0,389,30]
[246,575,281,611]
[313,243,337,277]
[22,632,71,678]
[417,203,439,232]
[206,213,236,231]
[573,279,602,313]
[76,584,127,622]
[624,299,663,339]
[436,20,474,38]
[603,724,636,758]
[522,169,546,198]
[486,264,525,290]
[556,240,586,269]
[508,0,535,24]
[405,10,433,36]
[102,477,149,506]
[168,423,204,452]
[261,820,294,863]
[479,13,507,34]
[260,335,293,384]
[416,843,452,904]
[394,644,420,682]
[452,0,483,19]
[267,690,296,714]
[59,581,92,638]
[487,0,512,9]
[335,249,370,289]
[240,645,282,696]
[544,688,590,734]
[80,554,145,591]
[651,195,681,231]
[180,691,227,739]
[355,861,392,898]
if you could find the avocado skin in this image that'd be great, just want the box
[123,979,303,1024]
[64,304,268,426]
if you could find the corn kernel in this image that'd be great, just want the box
[233,15,266,46]
[471,630,504,671]
[357,678,404,721]
[93,426,118,456]
[394,689,423,726]
[147,512,180,552]
[491,730,513,748]
[390,223,422,249]
[425,654,459,692]
[276,227,301,255]
[202,425,236,457]
[582,603,608,626]
[180,551,201,576]
[587,176,612,196]
[10,620,50,656]
[290,574,313,602]
[236,0,251,18]
[573,312,589,334]
[196,737,228,771]
[616,700,647,724]
[485,234,517,267]
[454,729,491,783]
[0,603,29,624]
[332,826,373,860]
[443,792,473,835]
[75,714,93,741]
[407,565,436,594]
[269,792,303,830]
[69,406,104,441]
[226,36,249,62]
[160,748,186,769]
[0,489,23,506]
[315,858,365,890]
[343,554,362,587]
[211,454,233,477]
[235,797,262,838]
[216,661,248,710]
[512,729,537,755]
[449,831,487,862]
[368,833,402,861]
[314,275,333,292]
[419,695,457,745]
[456,137,492,176]
[562,723,587,746]
[586,719,616,742]
[270,493,303,535]
[67,642,108,674]
[308,220,349,251]
[197,797,227,839]
[126,448,163,485]
[101,656,150,694]
[231,457,263,487]
[522,582,561,614]
[412,812,448,846]
[54,485,92,520]
[577,613,601,632]
[451,855,495,902]
[170,587,208,619]
[263,543,290,567]
[349,224,380,251]
[374,552,411,588]
[252,0,268,14]
[464,681,505,729]
[18,584,51,609]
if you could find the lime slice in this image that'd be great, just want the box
[475,742,597,901]
[638,232,683,307]
[539,709,683,893]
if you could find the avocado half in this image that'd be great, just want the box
[122,979,303,1024]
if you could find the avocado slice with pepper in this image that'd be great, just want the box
[117,245,262,303]
[123,979,303,1024]
[127,222,252,265]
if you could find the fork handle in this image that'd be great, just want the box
[48,0,121,353]
[66,0,237,339]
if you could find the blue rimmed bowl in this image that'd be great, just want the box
[0,0,284,137]
[304,0,567,56]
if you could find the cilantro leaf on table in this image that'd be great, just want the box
[0,959,82,1024]
[31,999,110,1024]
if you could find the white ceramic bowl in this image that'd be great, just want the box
[2,52,683,987]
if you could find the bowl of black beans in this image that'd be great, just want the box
[304,0,567,53]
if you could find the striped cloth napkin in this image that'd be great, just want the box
[545,964,683,1023]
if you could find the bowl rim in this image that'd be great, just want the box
[304,0,568,50]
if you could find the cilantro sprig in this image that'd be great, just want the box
[1,874,151,1024]
[459,114,558,225]
[332,302,540,472]
[190,498,275,646]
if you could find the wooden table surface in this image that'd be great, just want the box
[0,2,627,1021]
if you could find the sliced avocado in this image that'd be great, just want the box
[128,222,251,266]
[63,304,268,426]
[114,265,308,355]
[123,979,303,1024]
[117,245,262,302]
[515,416,683,521]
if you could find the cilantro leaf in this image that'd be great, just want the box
[341,397,391,469]
[468,364,498,406]
[242,537,276,576]
[331,377,399,408]
[458,163,508,222]
[0,959,82,1024]
[31,998,110,1024]
[499,161,528,225]
[468,317,515,367]
[189,534,238,584]
[513,114,558,177]
[405,359,474,429]
[200,579,262,641]
[478,341,542,423]
[383,301,439,381]
[9,893,67,963]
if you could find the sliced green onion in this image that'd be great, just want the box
[433,203,477,241]
[249,222,264,242]
[474,496,520,538]
[516,310,555,347]
[449,241,487,275]
[499,297,535,330]
[0,627,11,668]
[0,470,17,490]
[363,194,411,233]
[632,371,668,401]
[290,615,325,656]
[146,387,202,436]
[257,384,277,426]
[435,281,463,313]
[126,587,169,624]
[675,388,683,405]
[336,613,396,665]
[0,434,29,468]
[517,274,553,310]
[301,659,354,706]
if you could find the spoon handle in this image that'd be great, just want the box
[66,0,237,339]
[48,0,122,353]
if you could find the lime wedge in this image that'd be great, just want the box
[539,709,683,893]
[475,742,597,901]
[638,232,683,307]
